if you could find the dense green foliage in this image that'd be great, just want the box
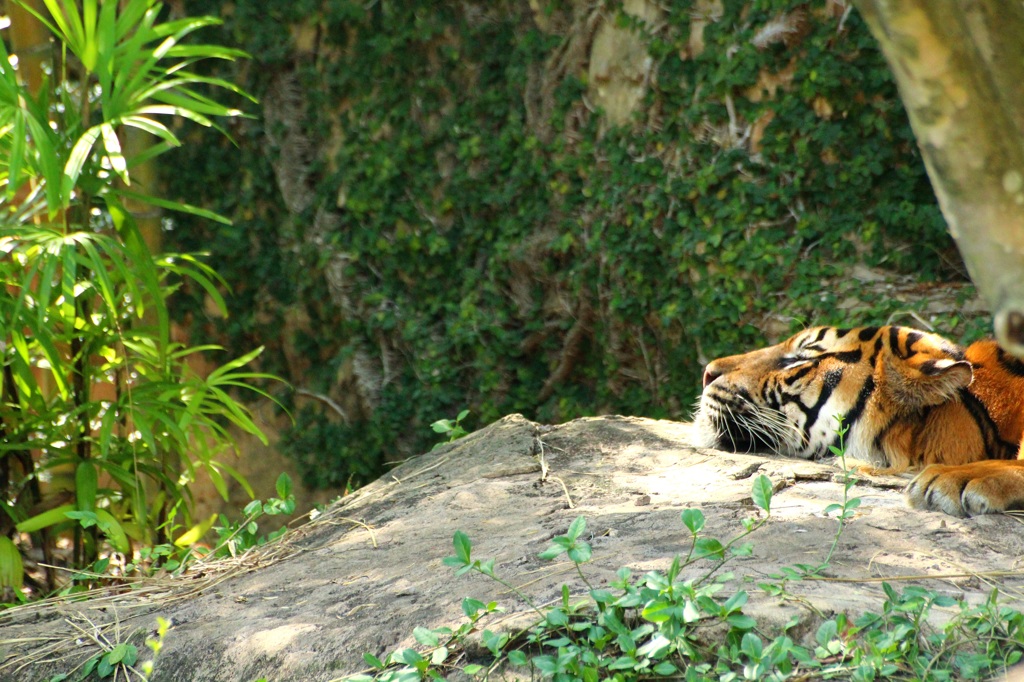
[0,0,273,594]
[164,0,963,489]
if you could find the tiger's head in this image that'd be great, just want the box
[692,326,974,464]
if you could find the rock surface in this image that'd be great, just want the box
[3,414,1024,681]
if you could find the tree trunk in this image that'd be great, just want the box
[853,0,1024,354]
[6,1,50,96]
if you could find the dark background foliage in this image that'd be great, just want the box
[162,0,974,490]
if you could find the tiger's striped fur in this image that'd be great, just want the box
[693,325,1024,516]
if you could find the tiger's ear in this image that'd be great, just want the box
[882,355,973,410]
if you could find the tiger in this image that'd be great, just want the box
[693,325,1024,517]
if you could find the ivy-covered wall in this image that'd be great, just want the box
[165,0,972,490]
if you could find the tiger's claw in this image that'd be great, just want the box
[907,461,1024,517]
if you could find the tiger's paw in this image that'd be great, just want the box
[906,461,1024,517]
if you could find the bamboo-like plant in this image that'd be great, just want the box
[0,0,278,596]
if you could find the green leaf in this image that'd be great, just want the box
[16,505,77,534]
[741,632,763,661]
[882,582,898,603]
[751,474,773,512]
[567,543,592,564]
[452,531,471,564]
[481,629,507,655]
[174,514,217,548]
[275,473,293,499]
[121,114,181,146]
[362,653,384,669]
[566,516,586,541]
[100,122,129,184]
[545,608,568,627]
[730,541,754,557]
[727,614,757,630]
[722,590,749,614]
[681,508,705,534]
[213,461,256,499]
[693,537,725,560]
[653,661,678,675]
[6,110,25,200]
[397,648,424,666]
[815,619,838,646]
[507,650,528,666]
[95,509,131,554]
[97,655,114,678]
[75,461,99,513]
[538,544,564,561]
[641,601,673,624]
[206,464,230,501]
[0,536,25,589]
[608,656,638,671]
[107,643,133,665]
[61,125,103,202]
[461,598,486,618]
[636,634,671,658]
[22,114,64,212]
[413,626,439,647]
[115,187,233,224]
[532,656,557,674]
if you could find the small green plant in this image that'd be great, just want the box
[49,474,297,593]
[821,416,860,570]
[80,642,139,681]
[211,473,296,558]
[0,0,279,597]
[774,416,862,581]
[347,470,1024,681]
[128,543,184,575]
[430,410,470,450]
[347,475,778,681]
[139,617,170,679]
[46,616,169,682]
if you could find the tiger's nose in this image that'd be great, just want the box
[702,364,722,388]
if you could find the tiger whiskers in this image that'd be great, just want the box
[695,393,806,455]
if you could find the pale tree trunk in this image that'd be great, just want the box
[853,1,1024,355]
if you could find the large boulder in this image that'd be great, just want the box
[3,415,1022,681]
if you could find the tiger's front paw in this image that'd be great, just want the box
[906,461,1024,517]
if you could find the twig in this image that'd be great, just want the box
[802,570,1024,583]
[326,517,378,548]
[550,476,576,509]
[536,438,550,481]
[294,388,350,424]
[534,438,574,507]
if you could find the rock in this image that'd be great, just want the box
[2,414,1023,681]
